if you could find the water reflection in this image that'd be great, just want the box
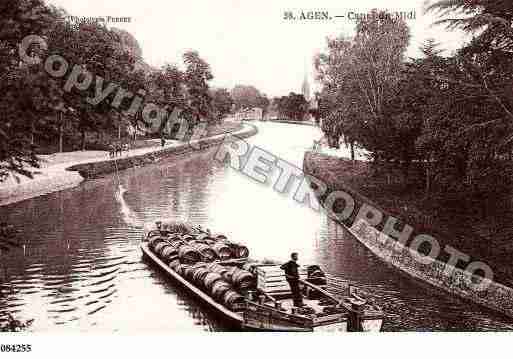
[315,215,513,331]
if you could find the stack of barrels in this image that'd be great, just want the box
[148,228,249,265]
[147,224,255,310]
[167,261,254,310]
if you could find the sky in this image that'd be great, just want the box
[48,0,469,98]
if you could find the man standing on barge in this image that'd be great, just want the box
[280,252,304,307]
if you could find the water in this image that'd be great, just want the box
[1,122,512,331]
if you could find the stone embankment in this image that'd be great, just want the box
[243,119,317,127]
[69,124,257,179]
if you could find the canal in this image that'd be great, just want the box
[1,122,512,331]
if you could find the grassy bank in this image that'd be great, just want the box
[67,123,255,179]
[304,152,513,288]
[35,121,243,155]
[1,122,253,207]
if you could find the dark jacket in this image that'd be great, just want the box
[280,260,299,281]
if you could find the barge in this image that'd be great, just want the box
[141,221,384,332]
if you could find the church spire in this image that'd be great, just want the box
[302,71,310,101]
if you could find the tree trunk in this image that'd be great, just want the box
[58,112,64,153]
[118,123,121,140]
[81,130,86,151]
[350,141,355,161]
[425,166,431,196]
[401,156,410,184]
[425,156,432,198]
[30,122,35,145]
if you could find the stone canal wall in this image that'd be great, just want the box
[303,151,513,319]
[68,124,258,179]
[265,119,317,127]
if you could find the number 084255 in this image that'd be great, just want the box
[0,344,32,352]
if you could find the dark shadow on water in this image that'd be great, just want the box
[141,256,234,332]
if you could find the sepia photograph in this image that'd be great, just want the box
[0,0,512,356]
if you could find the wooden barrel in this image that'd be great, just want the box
[183,266,197,280]
[211,281,232,302]
[222,241,249,258]
[168,239,186,249]
[154,242,169,255]
[232,244,249,258]
[161,241,184,261]
[158,244,174,259]
[189,241,217,262]
[211,242,232,261]
[161,221,193,234]
[204,272,223,291]
[204,239,216,246]
[195,233,212,241]
[178,245,202,264]
[168,259,180,270]
[181,234,196,242]
[192,268,211,285]
[161,243,182,261]
[205,263,221,271]
[188,267,204,283]
[147,234,161,246]
[222,267,238,282]
[204,263,229,276]
[147,230,162,238]
[167,233,182,241]
[231,269,255,290]
[176,264,189,276]
[149,236,166,250]
[223,290,245,310]
[174,263,182,274]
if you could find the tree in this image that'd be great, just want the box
[146,64,185,136]
[0,0,59,180]
[183,51,213,124]
[72,23,135,149]
[257,94,270,117]
[315,35,363,150]
[315,10,410,160]
[274,92,309,121]
[350,10,410,154]
[420,1,513,202]
[231,85,268,112]
[426,0,513,52]
[0,0,218,180]
[211,88,233,122]
[111,27,143,60]
[382,39,447,185]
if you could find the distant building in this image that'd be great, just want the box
[233,107,263,122]
[264,109,279,121]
